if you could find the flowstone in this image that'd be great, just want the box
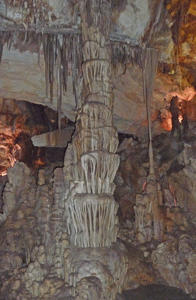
[64,242,128,300]
[66,0,120,248]
[64,1,128,299]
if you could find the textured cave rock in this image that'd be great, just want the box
[1,0,196,136]
[115,129,196,298]
[0,159,155,299]
[151,235,196,298]
[0,98,73,175]
[1,130,196,298]
[0,0,196,299]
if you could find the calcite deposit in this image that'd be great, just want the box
[1,115,196,300]
[0,0,196,299]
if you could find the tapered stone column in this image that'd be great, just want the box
[66,0,119,247]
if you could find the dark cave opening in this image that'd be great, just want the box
[0,99,73,176]
[0,99,74,215]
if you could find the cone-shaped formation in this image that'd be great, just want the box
[66,0,119,248]
[134,48,162,243]
[134,175,163,243]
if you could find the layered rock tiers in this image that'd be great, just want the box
[66,0,119,248]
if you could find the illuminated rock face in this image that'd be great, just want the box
[66,0,119,248]
[1,0,196,138]
[0,99,51,175]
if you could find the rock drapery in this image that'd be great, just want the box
[2,132,196,298]
[66,0,119,248]
[2,0,196,138]
[1,0,196,299]
[64,1,129,298]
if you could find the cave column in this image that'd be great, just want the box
[66,0,119,247]
[134,48,162,243]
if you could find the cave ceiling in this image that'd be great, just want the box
[0,0,196,137]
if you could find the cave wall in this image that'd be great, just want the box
[0,0,196,299]
[1,0,196,137]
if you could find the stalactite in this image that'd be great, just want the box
[56,38,62,130]
[176,2,184,90]
[72,35,77,106]
[111,41,143,68]
[69,34,83,110]
[0,29,79,113]
[43,33,49,99]
[8,33,13,50]
[42,33,57,102]
[62,35,68,93]
[37,33,41,66]
[49,34,54,102]
[41,31,82,113]
[147,0,164,46]
[86,0,92,27]
[66,34,72,63]
[66,194,119,247]
[0,33,3,64]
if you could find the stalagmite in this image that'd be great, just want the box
[134,47,162,243]
[143,48,158,175]
[66,0,119,248]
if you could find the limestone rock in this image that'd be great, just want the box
[64,241,128,300]
[0,0,191,138]
[31,128,74,148]
[66,1,120,249]
[113,0,150,41]
[76,277,104,300]
[151,234,196,298]
[3,161,36,216]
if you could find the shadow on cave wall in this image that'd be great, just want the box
[121,285,194,300]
